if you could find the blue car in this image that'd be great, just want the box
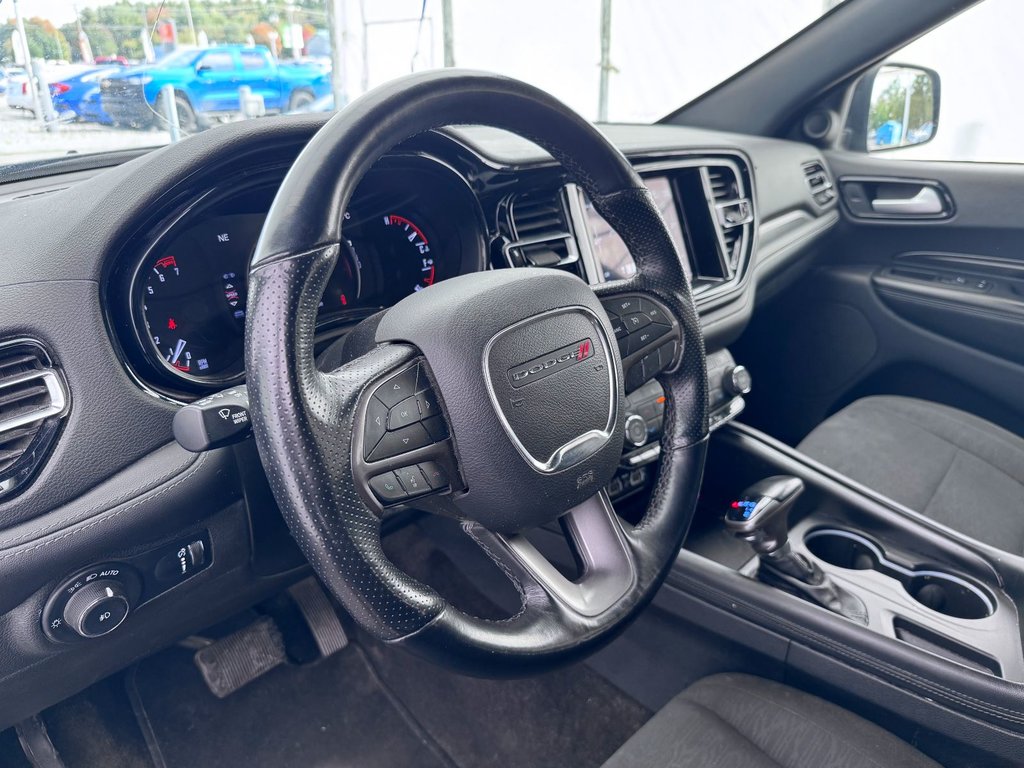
[50,67,120,124]
[100,46,331,131]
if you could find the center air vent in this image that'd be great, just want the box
[504,188,581,273]
[802,160,835,206]
[706,164,753,272]
[0,340,69,501]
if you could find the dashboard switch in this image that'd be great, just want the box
[63,581,130,638]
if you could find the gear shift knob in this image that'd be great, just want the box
[723,475,804,555]
[724,475,867,624]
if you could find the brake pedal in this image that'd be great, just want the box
[288,577,349,658]
[193,615,286,698]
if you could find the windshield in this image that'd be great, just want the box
[0,0,844,167]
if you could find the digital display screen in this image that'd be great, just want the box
[583,176,692,283]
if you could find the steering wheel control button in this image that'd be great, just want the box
[369,472,408,503]
[367,423,432,461]
[395,466,430,496]
[375,365,420,408]
[638,298,669,324]
[388,396,421,430]
[63,581,130,638]
[363,397,390,458]
[608,297,642,316]
[415,389,440,418]
[418,461,449,490]
[621,312,652,333]
[421,415,449,442]
[173,386,252,452]
[631,323,670,350]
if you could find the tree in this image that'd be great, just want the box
[0,16,72,62]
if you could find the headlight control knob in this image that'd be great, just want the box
[63,580,130,638]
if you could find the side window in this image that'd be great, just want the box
[240,52,269,71]
[197,52,236,73]
[848,0,1024,163]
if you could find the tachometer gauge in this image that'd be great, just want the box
[141,239,247,382]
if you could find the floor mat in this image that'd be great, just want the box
[127,643,455,768]
[368,522,653,768]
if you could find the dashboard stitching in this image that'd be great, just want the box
[0,452,210,561]
[0,448,196,548]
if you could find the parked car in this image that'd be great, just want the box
[100,45,331,131]
[4,72,33,112]
[0,66,26,97]
[94,55,129,67]
[5,64,93,116]
[50,66,120,124]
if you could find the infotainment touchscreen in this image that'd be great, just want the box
[583,176,693,283]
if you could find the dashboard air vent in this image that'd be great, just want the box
[0,340,69,501]
[505,189,581,274]
[706,164,752,273]
[802,161,835,206]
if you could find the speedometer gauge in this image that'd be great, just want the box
[382,213,437,292]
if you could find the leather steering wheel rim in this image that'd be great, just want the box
[246,70,708,675]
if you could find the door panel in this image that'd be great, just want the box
[735,150,1024,444]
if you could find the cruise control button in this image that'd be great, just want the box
[606,297,642,316]
[375,366,420,408]
[364,397,389,458]
[418,462,449,490]
[639,298,670,325]
[369,472,407,503]
[609,316,628,339]
[395,466,430,496]
[621,312,652,333]
[388,396,421,430]
[617,335,631,357]
[367,423,432,461]
[422,415,449,442]
[415,389,440,419]
[631,323,670,350]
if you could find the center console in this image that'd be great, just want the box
[666,400,1024,764]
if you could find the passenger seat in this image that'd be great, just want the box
[798,396,1024,553]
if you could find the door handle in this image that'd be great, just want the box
[871,186,944,215]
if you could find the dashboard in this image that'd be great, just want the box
[108,135,787,400]
[0,114,839,731]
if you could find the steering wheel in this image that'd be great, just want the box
[245,70,708,674]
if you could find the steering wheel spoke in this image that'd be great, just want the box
[465,491,636,620]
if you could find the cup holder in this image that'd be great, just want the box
[805,529,995,620]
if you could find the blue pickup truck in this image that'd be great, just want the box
[100,45,331,131]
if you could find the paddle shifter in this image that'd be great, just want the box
[725,476,867,624]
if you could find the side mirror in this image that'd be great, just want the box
[196,63,213,74]
[845,64,940,153]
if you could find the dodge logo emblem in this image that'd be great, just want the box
[507,338,594,388]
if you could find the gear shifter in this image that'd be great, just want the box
[725,476,867,624]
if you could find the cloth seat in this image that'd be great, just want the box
[601,673,938,768]
[797,396,1024,552]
